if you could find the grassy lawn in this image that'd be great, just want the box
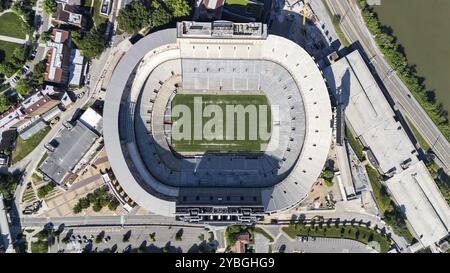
[365,165,392,213]
[171,93,272,153]
[12,126,51,163]
[0,40,23,63]
[405,116,431,152]
[31,240,48,253]
[93,0,108,27]
[225,0,264,19]
[37,152,48,167]
[346,126,366,161]
[254,227,274,242]
[0,12,27,39]
[282,223,391,253]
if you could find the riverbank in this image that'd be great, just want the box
[372,0,450,113]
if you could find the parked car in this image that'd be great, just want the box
[29,50,37,60]
[21,65,30,75]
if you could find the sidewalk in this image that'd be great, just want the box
[0,34,27,44]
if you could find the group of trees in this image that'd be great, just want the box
[2,58,47,98]
[11,2,35,35]
[365,165,415,243]
[0,94,16,113]
[117,0,191,34]
[0,172,21,200]
[0,45,29,77]
[0,0,11,12]
[39,29,52,43]
[357,0,450,142]
[42,0,57,15]
[72,28,106,59]
[73,186,120,214]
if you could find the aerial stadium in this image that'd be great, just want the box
[103,21,332,223]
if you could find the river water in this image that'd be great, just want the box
[373,0,450,112]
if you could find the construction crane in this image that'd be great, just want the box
[302,0,309,36]
[303,0,309,27]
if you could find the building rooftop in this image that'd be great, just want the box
[55,4,84,28]
[39,121,98,184]
[100,0,112,16]
[45,29,71,85]
[69,49,85,86]
[323,50,417,175]
[177,21,267,39]
[324,49,450,248]
[386,161,450,247]
[20,89,60,117]
[80,107,102,134]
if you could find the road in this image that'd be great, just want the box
[13,214,203,228]
[326,0,450,171]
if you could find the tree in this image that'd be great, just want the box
[0,172,21,199]
[175,229,183,241]
[151,6,172,28]
[122,231,131,242]
[14,79,32,96]
[72,29,106,59]
[0,95,15,113]
[0,62,17,77]
[148,232,156,242]
[117,2,152,33]
[31,59,47,87]
[322,169,334,187]
[79,197,90,209]
[95,231,105,244]
[92,200,103,212]
[0,92,14,113]
[73,203,82,214]
[40,30,52,43]
[108,198,120,211]
[43,0,57,15]
[165,0,191,17]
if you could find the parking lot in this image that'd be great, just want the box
[273,234,377,253]
[53,226,218,253]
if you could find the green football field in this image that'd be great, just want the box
[171,93,272,153]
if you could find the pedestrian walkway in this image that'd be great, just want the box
[0,34,27,44]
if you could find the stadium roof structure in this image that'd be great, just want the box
[103,21,332,217]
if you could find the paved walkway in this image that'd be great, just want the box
[0,34,27,44]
